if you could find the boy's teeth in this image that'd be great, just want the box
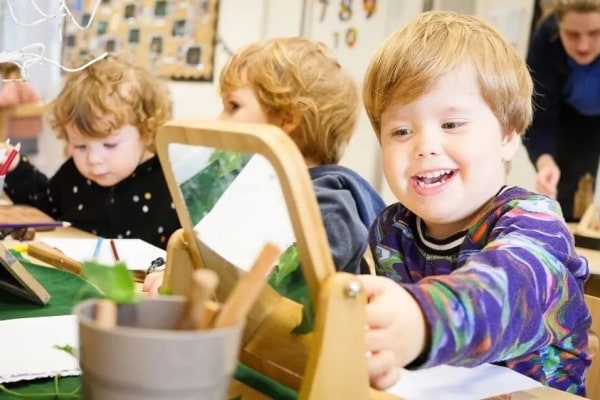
[418,169,451,179]
[417,180,444,188]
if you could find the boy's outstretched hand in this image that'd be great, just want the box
[358,274,428,390]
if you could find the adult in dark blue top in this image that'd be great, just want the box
[525,0,600,221]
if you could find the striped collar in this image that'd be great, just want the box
[412,186,509,255]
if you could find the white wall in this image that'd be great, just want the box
[169,0,304,120]
[474,0,537,193]
[1,0,65,176]
[16,0,537,198]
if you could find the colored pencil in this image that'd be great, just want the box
[0,143,21,175]
[92,237,104,260]
[109,239,120,262]
[9,244,28,253]
[0,221,71,230]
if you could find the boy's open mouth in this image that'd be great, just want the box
[414,169,456,188]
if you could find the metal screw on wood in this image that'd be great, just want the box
[345,280,362,297]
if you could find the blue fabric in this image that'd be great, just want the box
[309,164,386,274]
[564,57,600,116]
[309,164,386,227]
[524,14,569,162]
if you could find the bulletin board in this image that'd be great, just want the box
[62,0,219,81]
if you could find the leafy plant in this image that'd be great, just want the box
[269,243,315,334]
[0,374,80,399]
[0,261,138,399]
[180,149,251,225]
[179,149,315,334]
[81,261,137,304]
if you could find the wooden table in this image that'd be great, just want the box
[2,224,589,399]
[566,223,600,299]
[3,225,272,399]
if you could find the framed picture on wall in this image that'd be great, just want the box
[63,0,219,81]
[124,3,136,19]
[185,45,203,66]
[128,28,140,44]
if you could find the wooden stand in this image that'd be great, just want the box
[574,204,600,250]
[157,120,397,399]
[165,229,394,399]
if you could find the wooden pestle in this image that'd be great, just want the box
[95,298,117,329]
[176,269,219,330]
[212,242,280,329]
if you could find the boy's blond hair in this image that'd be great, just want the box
[50,55,170,152]
[219,37,358,165]
[363,11,533,140]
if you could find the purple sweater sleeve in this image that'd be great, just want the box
[370,192,591,394]
[403,205,590,392]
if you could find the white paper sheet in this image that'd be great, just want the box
[0,315,80,383]
[194,155,295,271]
[39,238,166,270]
[0,314,544,396]
[386,364,542,400]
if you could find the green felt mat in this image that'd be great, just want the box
[0,255,296,400]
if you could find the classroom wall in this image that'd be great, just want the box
[168,0,305,121]
[0,0,64,176]
[180,0,536,204]
[4,0,537,199]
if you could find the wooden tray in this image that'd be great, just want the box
[0,205,56,231]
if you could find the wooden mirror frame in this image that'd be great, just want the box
[156,120,395,399]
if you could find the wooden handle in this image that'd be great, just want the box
[95,299,117,329]
[176,269,219,330]
[198,300,220,330]
[27,241,83,274]
[213,243,280,329]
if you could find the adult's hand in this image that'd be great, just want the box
[535,154,560,198]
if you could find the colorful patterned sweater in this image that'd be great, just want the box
[369,186,591,395]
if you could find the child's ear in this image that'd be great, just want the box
[272,110,301,135]
[142,131,154,148]
[500,130,521,161]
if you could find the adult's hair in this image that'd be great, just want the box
[554,0,600,21]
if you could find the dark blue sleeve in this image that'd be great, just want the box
[524,15,566,165]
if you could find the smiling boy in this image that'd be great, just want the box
[358,11,591,395]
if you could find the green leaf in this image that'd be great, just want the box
[157,285,173,295]
[267,244,315,334]
[181,150,250,225]
[291,295,314,335]
[272,244,300,286]
[82,261,136,304]
[54,344,77,358]
[209,149,246,177]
